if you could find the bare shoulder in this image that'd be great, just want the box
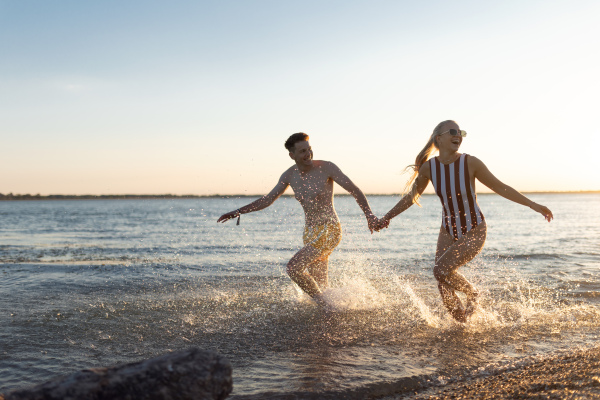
[466,154,486,171]
[418,160,432,179]
[467,154,483,163]
[280,165,297,182]
[316,160,340,173]
[316,160,334,168]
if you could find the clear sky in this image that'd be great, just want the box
[1,0,598,195]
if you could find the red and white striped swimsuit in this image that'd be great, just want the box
[429,154,485,240]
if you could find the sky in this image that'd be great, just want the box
[1,0,599,196]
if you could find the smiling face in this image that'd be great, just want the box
[435,121,463,152]
[289,140,313,168]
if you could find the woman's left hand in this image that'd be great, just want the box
[531,203,553,222]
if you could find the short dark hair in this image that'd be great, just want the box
[284,132,309,151]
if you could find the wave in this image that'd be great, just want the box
[492,253,565,261]
[231,344,600,399]
[231,374,429,399]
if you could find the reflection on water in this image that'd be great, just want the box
[1,194,599,397]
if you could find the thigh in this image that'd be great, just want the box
[303,223,341,259]
[435,226,455,263]
[308,256,329,287]
[308,255,328,273]
[288,244,323,270]
[436,221,487,274]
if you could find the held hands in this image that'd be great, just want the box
[367,214,391,233]
[376,216,390,231]
[367,214,378,233]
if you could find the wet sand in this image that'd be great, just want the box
[378,345,600,399]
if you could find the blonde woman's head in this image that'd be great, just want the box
[431,120,459,148]
[403,120,458,205]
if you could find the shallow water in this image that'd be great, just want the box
[1,194,599,398]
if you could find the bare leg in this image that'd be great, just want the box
[434,221,487,322]
[287,245,327,298]
[307,255,329,290]
[438,281,467,322]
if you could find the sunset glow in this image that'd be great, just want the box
[1,1,598,195]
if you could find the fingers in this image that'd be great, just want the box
[369,217,389,232]
[379,217,390,230]
[369,219,376,234]
[217,212,234,223]
[367,216,379,233]
[540,205,553,222]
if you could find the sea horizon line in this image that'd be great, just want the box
[1,191,599,201]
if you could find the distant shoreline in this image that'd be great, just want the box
[1,191,598,201]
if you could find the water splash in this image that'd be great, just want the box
[396,278,442,328]
[319,277,387,311]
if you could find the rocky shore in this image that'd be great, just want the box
[382,345,600,399]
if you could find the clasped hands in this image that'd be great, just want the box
[367,215,391,233]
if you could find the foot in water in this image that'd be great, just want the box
[312,292,328,307]
[313,292,338,312]
[464,291,480,318]
[450,304,467,323]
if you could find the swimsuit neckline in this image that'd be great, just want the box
[436,154,463,166]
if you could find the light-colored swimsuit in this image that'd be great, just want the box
[303,222,342,257]
[429,154,485,241]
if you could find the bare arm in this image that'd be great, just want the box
[471,156,553,222]
[328,162,377,232]
[381,169,430,226]
[217,172,290,223]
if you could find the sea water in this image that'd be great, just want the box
[0,194,599,398]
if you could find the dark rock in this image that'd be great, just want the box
[1,348,232,400]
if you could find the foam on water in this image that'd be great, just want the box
[395,277,442,328]
[319,277,387,311]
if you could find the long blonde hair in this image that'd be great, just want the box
[403,120,455,205]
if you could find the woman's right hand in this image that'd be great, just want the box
[217,210,239,223]
[376,216,391,231]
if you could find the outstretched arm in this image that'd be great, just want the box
[380,170,430,228]
[328,163,377,233]
[471,156,553,222]
[217,172,290,223]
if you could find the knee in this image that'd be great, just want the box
[286,260,301,278]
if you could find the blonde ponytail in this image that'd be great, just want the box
[403,120,455,205]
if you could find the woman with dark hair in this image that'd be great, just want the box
[378,120,553,322]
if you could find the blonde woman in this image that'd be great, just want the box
[378,120,553,322]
